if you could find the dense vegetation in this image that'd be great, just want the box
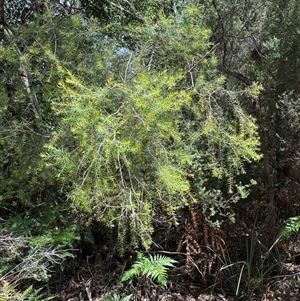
[0,0,300,300]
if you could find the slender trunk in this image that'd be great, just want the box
[0,0,5,26]
[256,95,277,227]
[2,18,39,116]
[260,129,275,206]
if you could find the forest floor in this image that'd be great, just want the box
[50,243,300,301]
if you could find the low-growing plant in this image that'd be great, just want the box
[279,216,300,239]
[219,231,281,299]
[0,282,53,301]
[0,233,74,282]
[121,252,177,287]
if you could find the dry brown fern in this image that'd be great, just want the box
[176,207,226,283]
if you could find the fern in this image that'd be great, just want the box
[19,286,53,301]
[279,216,300,238]
[0,282,53,301]
[121,252,177,287]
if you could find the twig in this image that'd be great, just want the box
[96,0,144,23]
[218,65,252,85]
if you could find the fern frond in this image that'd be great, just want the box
[0,283,53,301]
[19,286,53,301]
[121,252,177,287]
[279,216,300,238]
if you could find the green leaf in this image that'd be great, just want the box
[121,252,177,287]
[279,216,300,239]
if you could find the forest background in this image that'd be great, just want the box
[1,0,300,300]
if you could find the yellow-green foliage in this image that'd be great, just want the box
[203,103,262,192]
[42,5,262,251]
[45,69,193,249]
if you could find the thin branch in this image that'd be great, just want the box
[99,0,145,23]
[124,51,133,82]
[188,43,220,73]
[217,65,252,86]
[3,27,40,116]
[0,0,5,26]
